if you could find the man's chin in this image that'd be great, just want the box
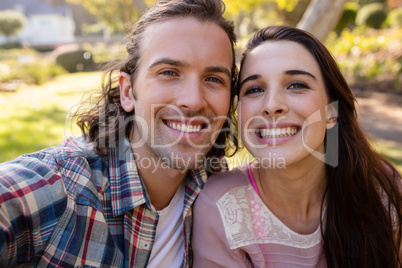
[152,146,211,171]
[161,155,204,171]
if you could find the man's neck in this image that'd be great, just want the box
[129,139,187,210]
[128,123,196,210]
[139,159,187,210]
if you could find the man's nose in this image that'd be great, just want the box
[175,77,207,112]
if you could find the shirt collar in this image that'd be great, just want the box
[108,139,208,217]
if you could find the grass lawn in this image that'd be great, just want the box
[0,71,102,162]
[371,140,402,174]
[1,71,401,173]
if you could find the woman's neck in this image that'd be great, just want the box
[253,159,327,234]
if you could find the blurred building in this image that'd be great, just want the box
[0,0,75,47]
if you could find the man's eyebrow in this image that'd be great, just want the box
[205,66,231,79]
[239,74,261,89]
[285,70,317,80]
[148,58,189,70]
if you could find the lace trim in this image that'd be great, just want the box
[216,185,322,250]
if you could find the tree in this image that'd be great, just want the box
[65,0,149,33]
[0,10,26,38]
[225,0,349,42]
[68,0,348,41]
[297,0,349,41]
[224,0,301,38]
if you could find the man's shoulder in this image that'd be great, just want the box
[57,135,97,158]
[0,150,70,229]
[6,136,97,164]
[0,136,106,199]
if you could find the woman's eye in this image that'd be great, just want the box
[244,86,264,96]
[288,82,309,90]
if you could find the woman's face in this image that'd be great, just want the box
[238,40,333,169]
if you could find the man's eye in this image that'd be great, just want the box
[244,86,264,96]
[206,77,223,84]
[160,70,177,76]
[288,82,309,90]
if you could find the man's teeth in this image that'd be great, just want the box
[166,122,202,133]
[259,127,298,138]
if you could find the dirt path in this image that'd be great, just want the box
[352,88,402,148]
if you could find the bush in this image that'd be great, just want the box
[4,64,66,85]
[336,2,359,32]
[56,50,95,73]
[326,27,401,92]
[0,42,23,50]
[81,42,126,64]
[26,64,66,85]
[0,48,36,61]
[0,10,26,37]
[356,3,388,29]
[384,7,402,28]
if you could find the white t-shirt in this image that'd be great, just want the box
[147,182,185,268]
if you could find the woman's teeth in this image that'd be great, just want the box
[258,127,298,138]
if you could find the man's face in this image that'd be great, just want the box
[124,17,233,170]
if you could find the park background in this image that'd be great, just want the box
[0,0,401,172]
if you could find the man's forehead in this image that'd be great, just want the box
[140,17,231,50]
[137,17,233,72]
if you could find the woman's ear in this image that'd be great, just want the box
[325,101,338,130]
[119,72,134,112]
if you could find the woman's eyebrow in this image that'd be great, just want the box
[239,74,261,88]
[285,70,317,80]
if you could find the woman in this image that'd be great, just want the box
[192,26,401,267]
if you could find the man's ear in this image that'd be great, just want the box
[119,72,134,112]
[325,102,338,130]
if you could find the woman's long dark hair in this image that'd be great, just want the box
[239,25,401,267]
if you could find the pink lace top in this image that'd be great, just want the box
[248,162,260,196]
[193,163,326,267]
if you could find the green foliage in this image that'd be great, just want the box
[4,64,66,85]
[383,7,402,28]
[0,10,26,36]
[81,43,126,64]
[356,3,387,29]
[336,2,359,32]
[56,50,96,73]
[81,22,106,36]
[0,42,23,49]
[358,0,387,4]
[66,0,147,33]
[0,48,67,85]
[225,0,300,17]
[280,0,310,26]
[326,27,402,92]
[0,48,37,61]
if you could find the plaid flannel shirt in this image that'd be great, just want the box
[0,136,207,267]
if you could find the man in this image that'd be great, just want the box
[0,0,238,266]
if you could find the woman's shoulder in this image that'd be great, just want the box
[201,163,251,202]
